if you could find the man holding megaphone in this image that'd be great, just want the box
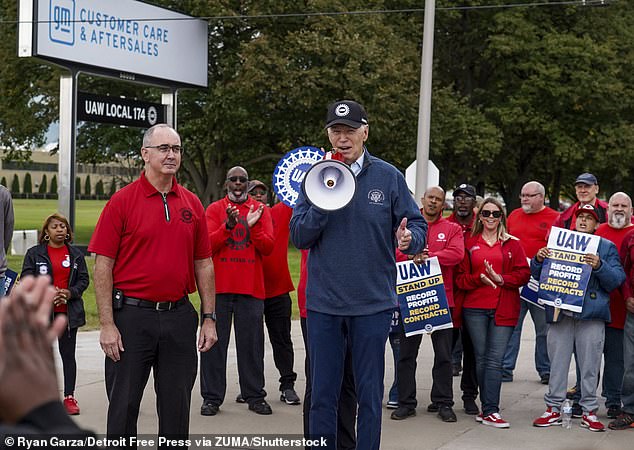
[290,100,427,450]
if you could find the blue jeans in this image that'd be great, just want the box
[388,333,400,403]
[503,301,550,378]
[307,310,391,450]
[602,326,624,408]
[463,308,514,416]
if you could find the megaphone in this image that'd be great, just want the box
[303,159,357,211]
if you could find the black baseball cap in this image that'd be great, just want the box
[453,183,476,198]
[325,100,369,129]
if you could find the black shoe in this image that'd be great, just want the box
[572,403,583,418]
[280,388,301,405]
[566,385,578,400]
[607,406,622,419]
[427,402,439,413]
[540,374,550,385]
[236,393,246,404]
[391,406,416,420]
[438,405,457,423]
[249,400,273,415]
[201,401,219,416]
[501,373,513,382]
[452,364,462,377]
[463,398,479,415]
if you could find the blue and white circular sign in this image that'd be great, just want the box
[273,146,325,207]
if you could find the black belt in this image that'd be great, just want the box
[123,295,188,311]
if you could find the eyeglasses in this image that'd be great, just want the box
[519,193,541,199]
[227,176,248,183]
[145,144,183,154]
[250,189,267,196]
[454,195,474,203]
[481,210,502,218]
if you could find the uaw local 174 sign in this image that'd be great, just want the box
[273,146,324,208]
[537,226,600,313]
[396,257,452,337]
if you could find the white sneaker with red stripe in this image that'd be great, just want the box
[533,407,562,427]
[581,412,605,432]
[481,412,510,428]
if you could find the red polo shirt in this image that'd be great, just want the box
[507,207,559,258]
[596,223,634,329]
[88,172,212,301]
[262,203,295,298]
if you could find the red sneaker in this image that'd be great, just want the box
[533,407,562,427]
[481,412,510,428]
[581,412,604,432]
[64,395,80,415]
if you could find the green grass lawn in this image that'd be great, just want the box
[10,200,302,329]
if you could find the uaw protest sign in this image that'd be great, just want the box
[396,257,452,336]
[537,226,600,313]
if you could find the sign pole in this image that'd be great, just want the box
[58,69,78,230]
[162,90,178,129]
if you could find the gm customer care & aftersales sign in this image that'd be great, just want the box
[18,0,208,88]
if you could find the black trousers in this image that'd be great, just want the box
[264,293,297,391]
[453,326,479,401]
[55,313,78,396]
[301,318,356,450]
[397,326,454,409]
[105,300,198,439]
[200,294,266,406]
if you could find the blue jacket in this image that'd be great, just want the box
[290,151,427,316]
[531,237,625,323]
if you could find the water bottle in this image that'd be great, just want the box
[561,399,573,429]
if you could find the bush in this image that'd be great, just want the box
[39,174,48,193]
[50,175,57,194]
[95,180,104,196]
[109,178,117,195]
[0,177,6,187]
[75,177,81,196]
[84,175,91,196]
[11,174,20,194]
[23,173,32,194]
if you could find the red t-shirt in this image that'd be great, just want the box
[507,207,559,258]
[446,212,475,237]
[462,236,504,309]
[88,172,212,301]
[596,223,634,329]
[48,245,71,313]
[262,203,295,298]
[206,196,274,299]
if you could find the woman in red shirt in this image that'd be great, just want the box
[21,213,89,416]
[456,198,530,429]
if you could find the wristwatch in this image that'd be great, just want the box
[201,312,217,321]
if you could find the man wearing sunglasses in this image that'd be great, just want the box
[447,183,481,417]
[502,181,559,384]
[200,167,275,417]
[290,100,427,450]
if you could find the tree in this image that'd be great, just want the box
[50,175,57,194]
[10,175,19,194]
[39,174,47,193]
[0,177,6,187]
[84,175,91,196]
[23,173,32,194]
[109,178,117,196]
[75,177,81,196]
[95,180,104,196]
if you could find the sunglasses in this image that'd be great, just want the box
[481,210,502,218]
[227,176,248,183]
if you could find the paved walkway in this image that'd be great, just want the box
[61,322,632,449]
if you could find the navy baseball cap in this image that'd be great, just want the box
[453,183,476,198]
[575,173,598,185]
[325,100,369,129]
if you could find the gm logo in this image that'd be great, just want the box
[49,0,75,45]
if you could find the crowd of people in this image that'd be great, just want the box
[1,101,634,449]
